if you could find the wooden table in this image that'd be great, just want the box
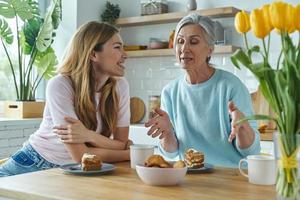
[0,162,275,200]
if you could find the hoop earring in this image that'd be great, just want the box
[206,56,211,64]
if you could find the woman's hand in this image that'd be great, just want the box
[145,108,173,139]
[228,101,244,142]
[53,116,92,143]
[228,101,256,148]
[124,139,133,150]
[228,101,254,143]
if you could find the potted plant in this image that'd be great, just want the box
[101,1,120,25]
[0,0,62,118]
[232,2,299,199]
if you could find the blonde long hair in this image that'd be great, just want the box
[59,21,119,137]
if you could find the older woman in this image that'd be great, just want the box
[145,13,260,168]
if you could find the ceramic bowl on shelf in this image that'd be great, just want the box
[135,163,187,186]
[148,38,169,49]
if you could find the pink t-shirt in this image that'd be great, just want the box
[28,75,130,165]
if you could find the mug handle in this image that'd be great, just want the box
[238,159,249,178]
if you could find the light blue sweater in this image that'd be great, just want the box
[159,69,261,168]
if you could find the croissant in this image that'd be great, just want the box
[144,155,172,168]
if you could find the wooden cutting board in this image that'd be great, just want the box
[251,87,277,130]
[130,97,145,124]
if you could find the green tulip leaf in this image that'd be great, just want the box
[234,114,278,126]
[250,45,260,52]
[230,49,251,69]
[0,0,33,21]
[248,62,274,79]
[0,18,13,44]
[230,55,240,69]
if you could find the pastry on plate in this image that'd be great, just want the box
[184,148,204,169]
[81,153,102,171]
[173,160,186,168]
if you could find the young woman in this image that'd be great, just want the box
[0,21,131,176]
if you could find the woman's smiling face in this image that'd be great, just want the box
[91,33,127,77]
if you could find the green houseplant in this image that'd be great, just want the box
[101,1,120,25]
[0,0,62,101]
[232,2,299,199]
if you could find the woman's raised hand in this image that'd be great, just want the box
[53,116,91,143]
[145,108,173,139]
[228,101,249,142]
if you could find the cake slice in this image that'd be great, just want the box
[184,148,205,169]
[81,153,102,171]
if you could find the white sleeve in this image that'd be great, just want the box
[116,78,130,127]
[46,75,78,126]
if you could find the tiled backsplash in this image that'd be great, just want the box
[0,119,41,159]
[125,55,258,122]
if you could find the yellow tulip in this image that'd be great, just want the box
[294,4,300,30]
[250,9,269,39]
[287,25,296,34]
[286,4,296,33]
[235,10,250,34]
[261,4,273,32]
[269,1,287,31]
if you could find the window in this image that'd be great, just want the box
[0,18,19,101]
[0,1,48,116]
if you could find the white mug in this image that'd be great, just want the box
[130,144,155,169]
[239,155,276,185]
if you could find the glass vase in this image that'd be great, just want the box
[273,132,300,200]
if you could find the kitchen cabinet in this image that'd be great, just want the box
[115,6,241,57]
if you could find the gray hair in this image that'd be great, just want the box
[173,13,216,48]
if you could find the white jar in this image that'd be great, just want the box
[186,0,197,11]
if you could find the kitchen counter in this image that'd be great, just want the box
[0,162,275,200]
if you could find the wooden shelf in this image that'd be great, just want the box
[116,7,240,27]
[126,45,240,58]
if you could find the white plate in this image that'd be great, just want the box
[187,163,214,174]
[60,163,116,175]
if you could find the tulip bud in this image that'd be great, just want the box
[286,4,296,34]
[270,1,287,31]
[235,10,250,34]
[261,4,273,33]
[250,9,269,39]
[269,1,295,33]
[294,4,300,30]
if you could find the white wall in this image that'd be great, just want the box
[52,0,78,61]
[53,0,119,60]
[77,0,107,27]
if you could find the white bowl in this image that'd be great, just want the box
[135,163,187,186]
